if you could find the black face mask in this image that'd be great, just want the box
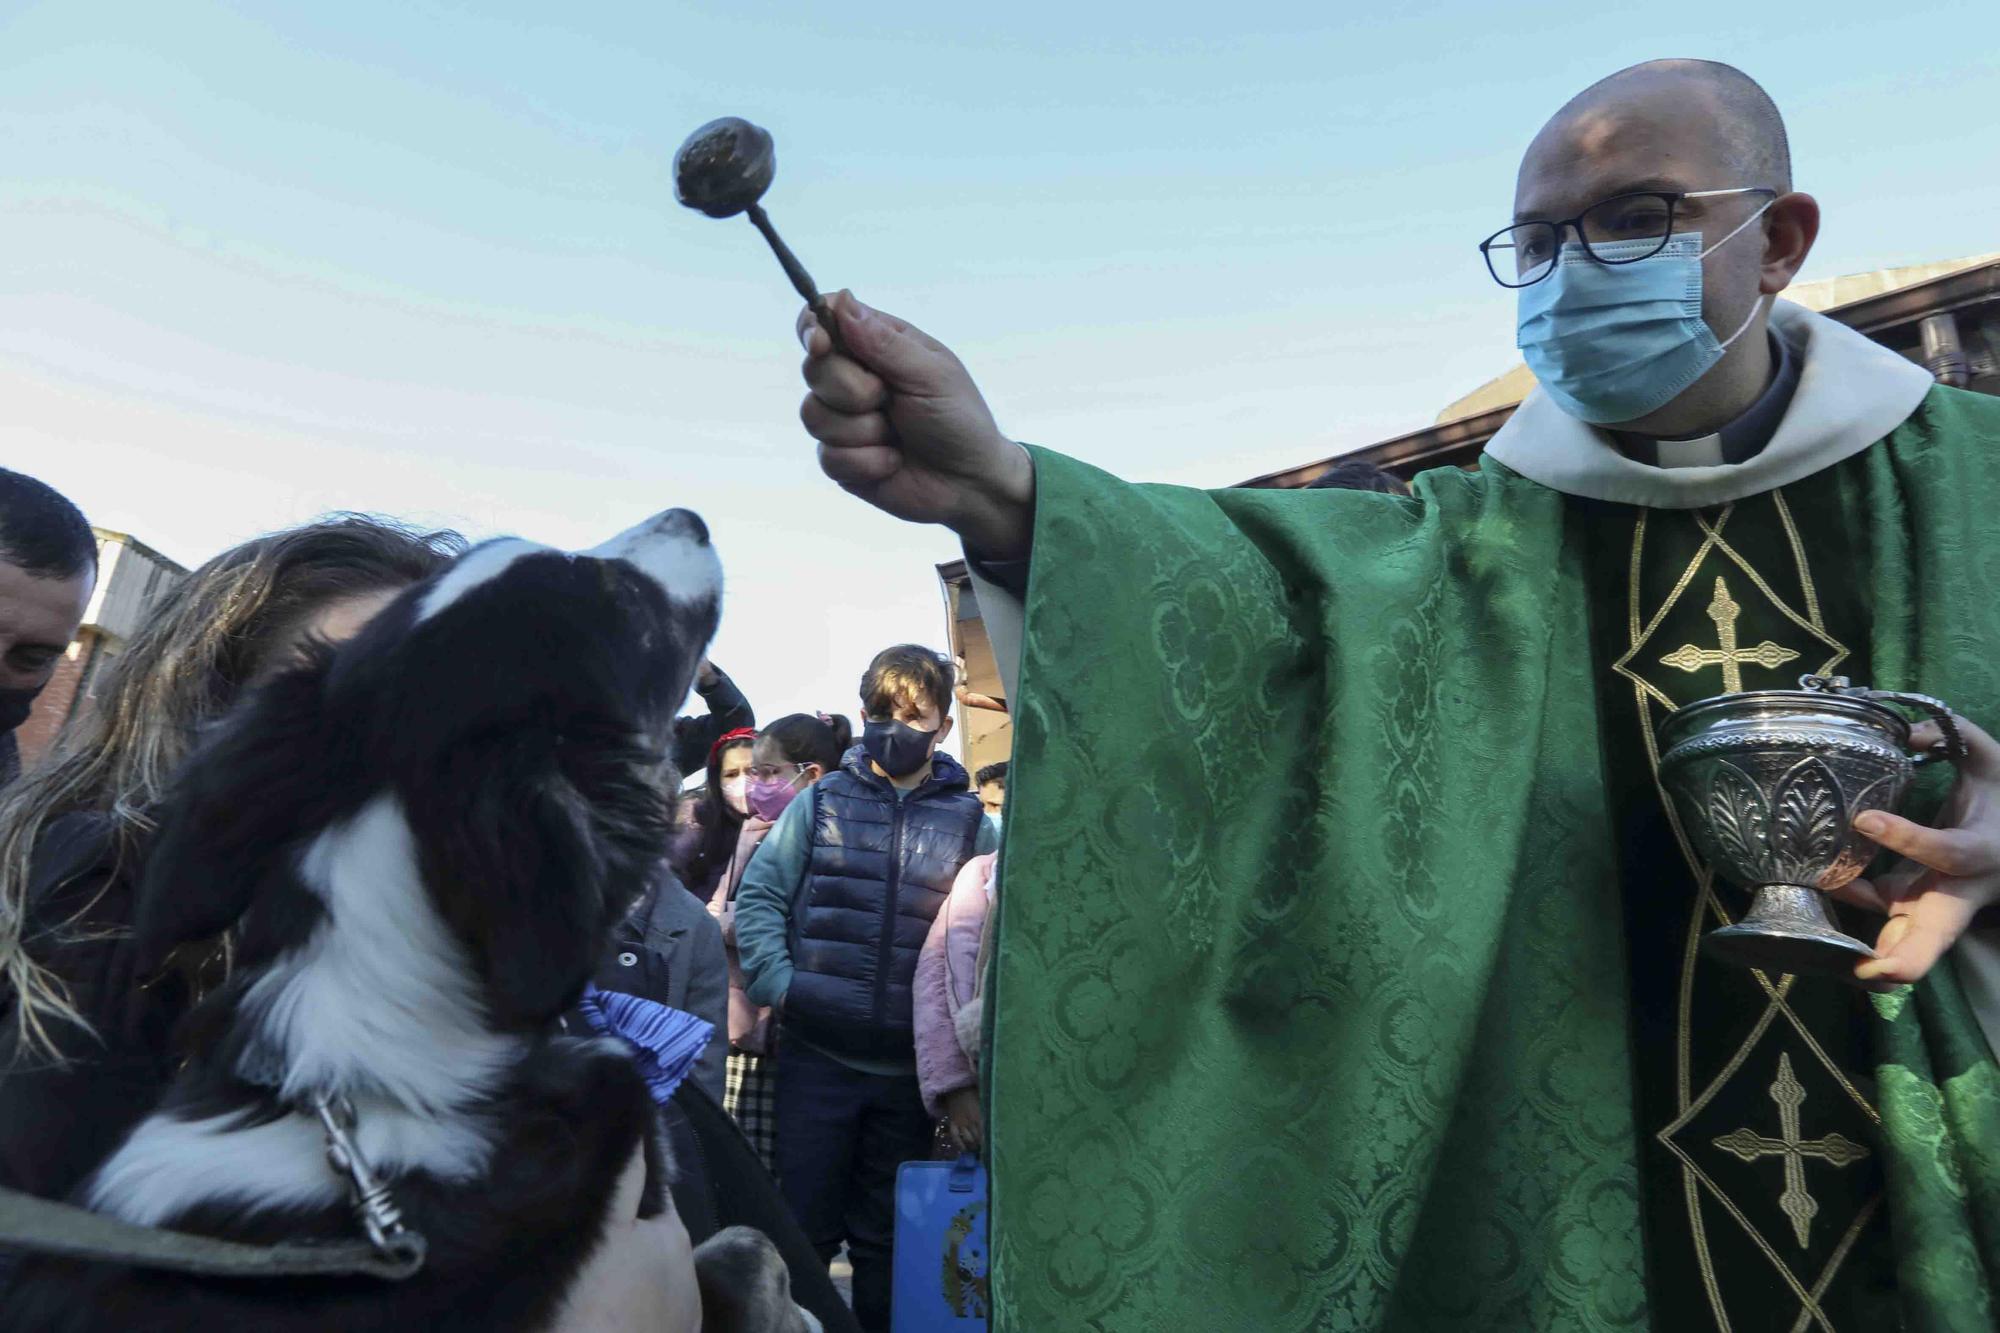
[862,719,938,779]
[0,684,43,734]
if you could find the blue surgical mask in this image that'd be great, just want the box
[1515,207,1772,425]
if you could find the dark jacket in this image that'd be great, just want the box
[783,747,985,1065]
[669,666,754,780]
[592,869,728,1101]
[0,814,186,1206]
[667,804,748,906]
[662,1079,862,1333]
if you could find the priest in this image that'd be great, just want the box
[795,61,2000,1331]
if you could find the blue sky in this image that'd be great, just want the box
[3,1,1995,727]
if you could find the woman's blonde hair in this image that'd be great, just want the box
[0,514,463,1059]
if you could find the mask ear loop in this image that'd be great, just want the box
[1715,290,1772,352]
[1699,196,1778,352]
[1696,197,1775,260]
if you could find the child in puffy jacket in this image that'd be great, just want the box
[914,851,995,1156]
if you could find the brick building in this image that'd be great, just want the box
[17,530,186,769]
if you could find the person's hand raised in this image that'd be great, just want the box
[798,294,1034,560]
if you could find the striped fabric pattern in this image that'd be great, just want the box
[577,983,716,1106]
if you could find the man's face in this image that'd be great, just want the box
[0,561,92,694]
[978,780,1005,817]
[1513,83,1769,359]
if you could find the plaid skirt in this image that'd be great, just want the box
[724,1049,779,1175]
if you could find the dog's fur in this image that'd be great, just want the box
[694,1227,823,1333]
[5,510,729,1330]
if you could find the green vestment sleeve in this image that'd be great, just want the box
[990,447,1647,1331]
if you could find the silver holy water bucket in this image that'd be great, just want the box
[1657,675,1966,979]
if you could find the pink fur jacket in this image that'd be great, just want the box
[914,851,995,1117]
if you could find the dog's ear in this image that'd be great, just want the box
[133,660,339,974]
[408,736,649,1028]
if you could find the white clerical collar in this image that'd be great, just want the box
[1651,435,1726,469]
[1613,331,1801,469]
[1483,301,1934,509]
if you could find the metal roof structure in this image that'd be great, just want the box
[1239,253,2000,489]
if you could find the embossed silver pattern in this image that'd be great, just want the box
[1658,680,1931,978]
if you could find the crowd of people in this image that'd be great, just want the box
[0,464,1024,1330]
[644,646,1012,1329]
[0,417,1423,1332]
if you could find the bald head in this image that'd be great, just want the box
[1568,60,1786,189]
[1520,60,1790,211]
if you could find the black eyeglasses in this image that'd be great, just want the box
[1479,187,1775,289]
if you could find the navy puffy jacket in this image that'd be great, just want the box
[782,745,984,1064]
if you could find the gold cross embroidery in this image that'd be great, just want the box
[1712,1053,1871,1248]
[1658,576,1800,693]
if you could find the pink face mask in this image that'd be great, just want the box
[745,771,807,821]
[719,775,750,817]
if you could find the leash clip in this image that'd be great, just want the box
[310,1091,425,1265]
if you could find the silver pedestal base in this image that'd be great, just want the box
[1703,883,1878,980]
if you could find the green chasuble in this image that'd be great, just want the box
[985,376,2000,1331]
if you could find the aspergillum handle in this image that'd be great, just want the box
[745,203,846,354]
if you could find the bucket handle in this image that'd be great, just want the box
[1801,675,1968,767]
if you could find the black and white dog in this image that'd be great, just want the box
[7,510,802,1330]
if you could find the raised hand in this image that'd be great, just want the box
[798,293,1035,560]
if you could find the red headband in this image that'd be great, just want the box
[708,727,756,764]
